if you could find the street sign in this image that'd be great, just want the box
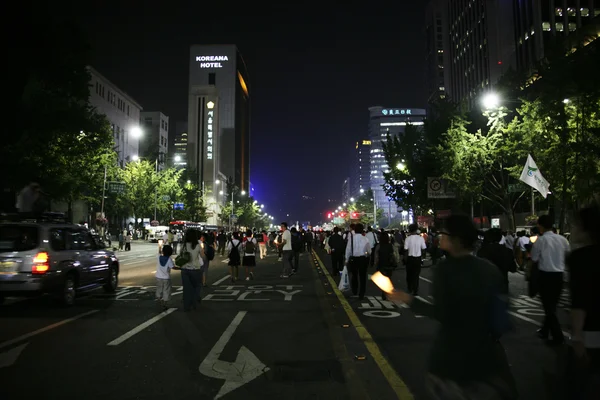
[508,183,527,193]
[173,202,184,210]
[162,195,170,201]
[427,177,456,199]
[107,181,126,194]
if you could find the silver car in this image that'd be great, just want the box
[0,220,119,305]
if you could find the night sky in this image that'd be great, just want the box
[75,2,427,224]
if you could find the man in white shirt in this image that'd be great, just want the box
[344,223,371,299]
[531,215,569,344]
[404,224,427,295]
[279,222,293,278]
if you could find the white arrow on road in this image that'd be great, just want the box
[0,343,28,368]
[199,311,269,399]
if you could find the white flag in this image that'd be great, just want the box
[519,154,550,199]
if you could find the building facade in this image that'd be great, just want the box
[341,178,351,203]
[140,111,169,168]
[173,121,188,169]
[352,140,372,199]
[88,66,143,166]
[187,45,251,225]
[513,0,600,78]
[368,107,427,217]
[425,0,451,105]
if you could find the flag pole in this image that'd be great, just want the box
[531,187,535,215]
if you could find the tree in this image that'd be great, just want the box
[347,189,383,227]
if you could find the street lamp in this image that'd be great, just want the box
[260,204,264,209]
[350,197,355,202]
[481,92,500,109]
[396,162,405,171]
[130,126,143,138]
[187,180,191,184]
[215,179,221,184]
[131,155,139,161]
[360,188,365,194]
[219,190,224,195]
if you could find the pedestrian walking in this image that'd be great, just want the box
[478,228,517,294]
[531,214,570,345]
[155,244,174,310]
[427,215,517,399]
[279,222,293,278]
[373,232,398,300]
[328,227,345,275]
[258,230,268,259]
[566,203,600,399]
[199,233,211,287]
[404,224,427,296]
[125,231,132,251]
[344,223,371,300]
[242,230,257,280]
[118,231,124,251]
[226,232,242,282]
[179,230,204,312]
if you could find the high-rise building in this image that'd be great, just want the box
[514,1,600,79]
[368,107,426,218]
[342,178,351,203]
[187,45,250,225]
[425,0,450,105]
[352,140,372,199]
[88,66,143,166]
[173,121,188,169]
[140,111,169,169]
[427,0,516,109]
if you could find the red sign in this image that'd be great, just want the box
[436,210,451,218]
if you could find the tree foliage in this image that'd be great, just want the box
[345,189,383,227]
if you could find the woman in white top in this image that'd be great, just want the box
[180,229,204,312]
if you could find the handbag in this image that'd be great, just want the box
[175,243,191,267]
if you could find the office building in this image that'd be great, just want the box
[514,1,600,79]
[368,107,426,218]
[352,140,372,199]
[88,66,143,166]
[173,121,188,169]
[425,0,450,105]
[342,178,351,203]
[140,111,169,168]
[187,45,251,224]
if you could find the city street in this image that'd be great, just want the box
[0,242,398,400]
[311,248,572,400]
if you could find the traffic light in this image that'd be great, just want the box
[326,212,332,219]
[351,212,359,219]
[339,212,346,218]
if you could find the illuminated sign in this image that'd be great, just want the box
[206,102,214,160]
[362,140,371,145]
[381,109,412,116]
[196,55,229,68]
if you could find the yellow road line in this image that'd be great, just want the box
[312,251,414,400]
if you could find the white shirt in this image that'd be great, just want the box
[530,231,570,272]
[282,230,292,251]
[243,238,257,256]
[366,231,378,248]
[226,239,242,253]
[518,236,530,251]
[183,243,203,269]
[404,234,427,257]
[156,256,174,279]
[503,235,515,250]
[344,233,371,261]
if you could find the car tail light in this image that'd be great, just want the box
[32,252,49,274]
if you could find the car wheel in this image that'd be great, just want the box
[103,266,118,293]
[61,273,76,306]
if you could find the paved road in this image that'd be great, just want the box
[312,248,572,400]
[0,243,403,400]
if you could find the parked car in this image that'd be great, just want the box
[0,213,119,305]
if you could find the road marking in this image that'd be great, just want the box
[415,295,434,305]
[419,276,433,283]
[312,251,414,400]
[507,311,569,337]
[107,308,177,346]
[212,274,230,286]
[199,311,268,399]
[0,343,28,368]
[0,310,98,350]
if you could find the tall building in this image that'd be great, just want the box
[368,107,426,217]
[427,0,516,109]
[425,0,450,105]
[187,45,251,224]
[173,121,188,169]
[341,178,351,203]
[514,1,600,79]
[140,111,169,168]
[352,140,372,199]
[88,66,143,166]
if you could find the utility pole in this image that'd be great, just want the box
[154,159,158,221]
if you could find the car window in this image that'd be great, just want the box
[49,229,67,251]
[79,232,95,250]
[0,225,40,252]
[66,230,93,251]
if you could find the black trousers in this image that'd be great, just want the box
[306,241,312,252]
[538,270,565,341]
[293,251,300,271]
[330,252,344,275]
[218,242,225,256]
[406,256,422,294]
[349,256,369,298]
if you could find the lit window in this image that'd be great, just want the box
[542,22,551,31]
[569,22,576,31]
[555,8,563,17]
[581,8,589,17]
[556,22,564,32]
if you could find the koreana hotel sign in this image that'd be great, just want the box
[196,55,229,68]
